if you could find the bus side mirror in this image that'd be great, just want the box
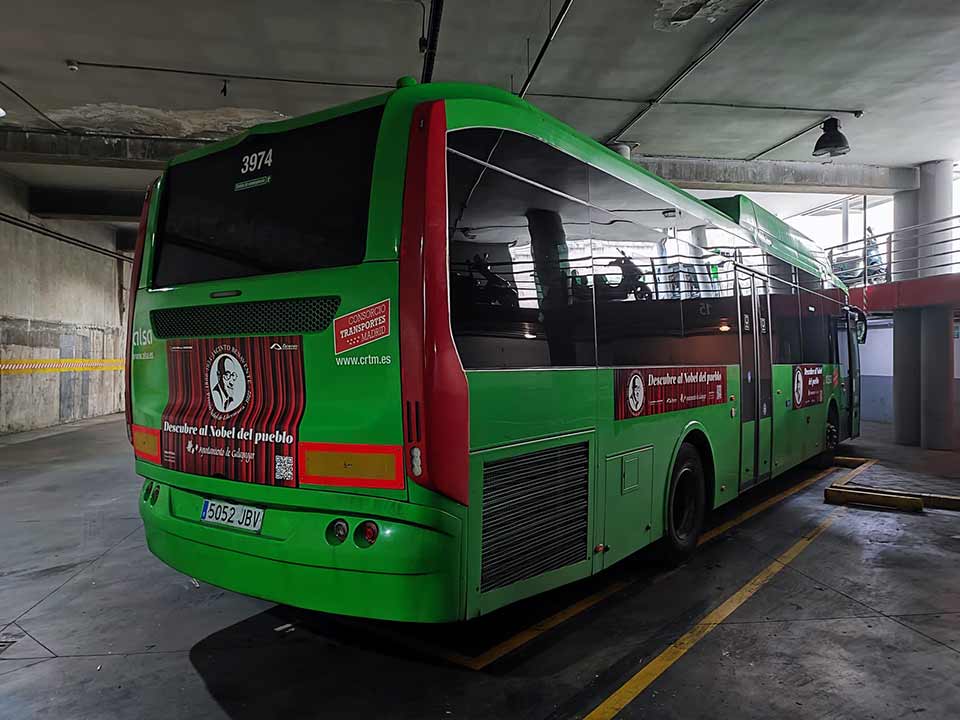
[852,307,868,344]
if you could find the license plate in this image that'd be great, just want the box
[200,499,263,533]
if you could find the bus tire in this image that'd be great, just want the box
[813,403,840,469]
[659,442,706,565]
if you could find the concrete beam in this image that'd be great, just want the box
[29,188,144,222]
[0,129,208,170]
[632,155,920,195]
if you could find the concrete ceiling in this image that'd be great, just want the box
[1,0,959,196]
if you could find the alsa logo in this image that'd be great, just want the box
[270,342,299,351]
[132,327,154,348]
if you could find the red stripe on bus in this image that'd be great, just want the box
[298,442,404,490]
[132,424,161,464]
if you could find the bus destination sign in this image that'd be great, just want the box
[615,366,727,420]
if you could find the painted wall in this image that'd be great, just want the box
[860,319,960,423]
[0,171,131,434]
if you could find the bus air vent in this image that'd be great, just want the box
[480,441,589,593]
[150,296,341,338]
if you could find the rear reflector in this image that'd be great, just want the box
[299,442,403,490]
[132,425,161,464]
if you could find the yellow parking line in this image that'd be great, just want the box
[698,465,837,545]
[583,511,841,720]
[440,464,850,670]
[454,579,633,670]
[0,358,124,375]
[829,458,877,486]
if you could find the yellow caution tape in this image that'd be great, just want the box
[0,358,125,375]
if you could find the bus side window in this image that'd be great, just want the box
[446,130,595,370]
[769,275,802,365]
[588,167,682,366]
[798,270,829,363]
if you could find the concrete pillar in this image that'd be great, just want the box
[920,305,955,449]
[917,159,954,277]
[893,308,922,445]
[892,190,918,281]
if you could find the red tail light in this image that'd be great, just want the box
[125,184,154,444]
[398,101,470,505]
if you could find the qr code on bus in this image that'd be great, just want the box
[275,455,293,482]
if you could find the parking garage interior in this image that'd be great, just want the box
[2,2,960,719]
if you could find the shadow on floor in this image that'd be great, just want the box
[186,462,834,719]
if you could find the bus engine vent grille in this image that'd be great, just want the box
[150,296,341,338]
[481,441,589,593]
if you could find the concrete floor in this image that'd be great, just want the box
[1,416,959,719]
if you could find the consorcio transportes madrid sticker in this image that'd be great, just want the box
[334,299,390,354]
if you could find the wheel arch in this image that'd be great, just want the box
[665,421,718,520]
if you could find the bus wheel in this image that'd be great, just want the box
[814,405,840,468]
[660,443,706,565]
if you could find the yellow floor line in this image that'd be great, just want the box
[583,511,841,720]
[443,463,850,670]
[453,579,633,670]
[829,458,877,487]
[698,465,837,546]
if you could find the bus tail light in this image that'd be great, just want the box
[125,183,154,444]
[398,100,470,506]
[357,521,379,546]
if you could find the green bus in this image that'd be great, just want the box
[126,78,864,623]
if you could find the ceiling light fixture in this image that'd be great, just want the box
[812,117,850,157]
[66,59,79,72]
[0,107,6,119]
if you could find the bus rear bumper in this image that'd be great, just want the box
[138,477,464,623]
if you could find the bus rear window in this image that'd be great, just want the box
[152,105,384,287]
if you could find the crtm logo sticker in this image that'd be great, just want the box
[334,299,390,354]
[205,347,250,419]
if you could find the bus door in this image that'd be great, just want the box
[737,269,773,490]
[836,313,852,439]
[847,310,861,437]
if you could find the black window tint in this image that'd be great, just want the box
[823,291,846,364]
[797,268,824,291]
[152,106,382,287]
[447,135,594,369]
[765,253,795,284]
[800,289,829,363]
[680,260,740,365]
[589,168,683,365]
[769,276,802,364]
[447,128,588,203]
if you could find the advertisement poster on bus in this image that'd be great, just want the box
[793,364,824,409]
[160,336,306,486]
[615,366,727,420]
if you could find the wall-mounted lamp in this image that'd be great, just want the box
[812,117,850,158]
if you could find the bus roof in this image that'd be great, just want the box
[165,78,844,291]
